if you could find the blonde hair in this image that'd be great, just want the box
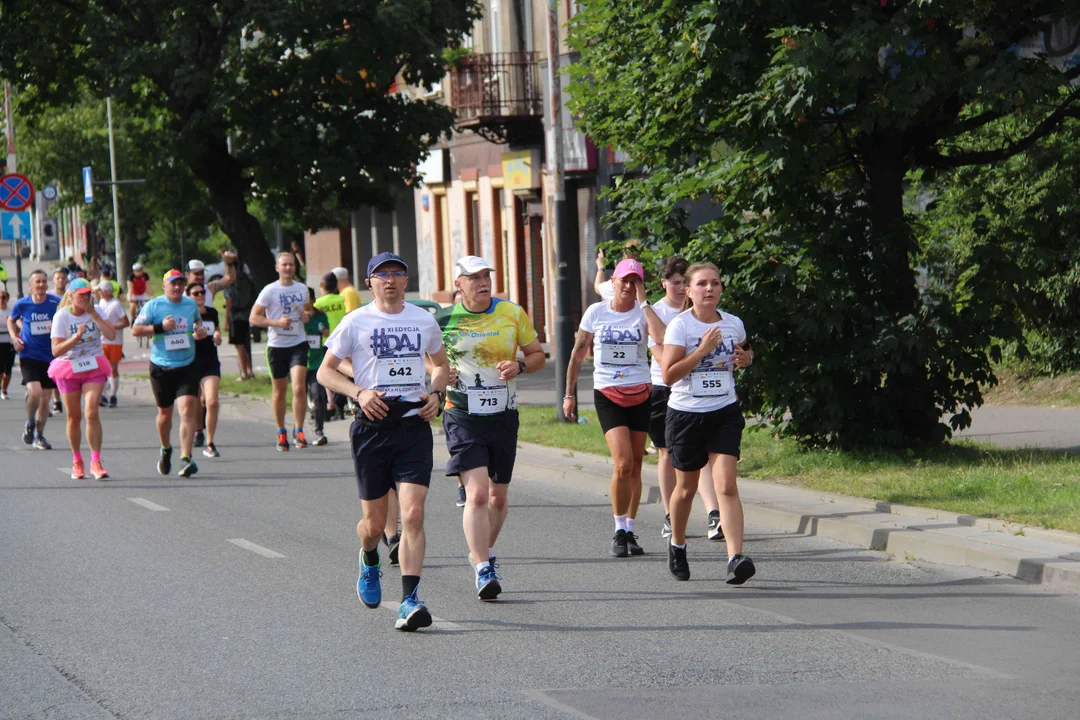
[681,263,723,312]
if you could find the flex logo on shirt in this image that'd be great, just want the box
[369,327,422,357]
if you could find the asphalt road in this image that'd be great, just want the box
[2,387,1079,719]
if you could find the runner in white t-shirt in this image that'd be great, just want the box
[96,280,129,408]
[48,278,117,480]
[661,262,756,585]
[317,251,449,632]
[250,252,311,451]
[0,289,13,400]
[564,258,667,559]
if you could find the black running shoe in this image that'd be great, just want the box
[456,484,466,508]
[668,543,690,581]
[22,420,34,445]
[202,443,220,458]
[661,513,672,538]
[157,446,173,476]
[726,554,756,585]
[611,529,629,558]
[177,457,198,478]
[193,430,205,448]
[52,400,62,414]
[109,395,118,408]
[385,533,401,565]
[32,436,52,450]
[707,510,724,541]
[625,531,644,556]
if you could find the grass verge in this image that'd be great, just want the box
[983,366,1080,408]
[511,406,1080,533]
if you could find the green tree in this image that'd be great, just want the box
[570,1,1080,447]
[0,0,478,286]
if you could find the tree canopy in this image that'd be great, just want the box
[569,0,1080,447]
[1,0,479,285]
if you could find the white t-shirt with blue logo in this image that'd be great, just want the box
[324,302,443,417]
[50,307,104,361]
[579,301,650,389]
[663,308,746,413]
[255,280,308,348]
[648,298,684,387]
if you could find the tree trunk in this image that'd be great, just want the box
[863,136,943,444]
[187,134,278,288]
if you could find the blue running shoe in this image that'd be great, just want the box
[476,564,502,602]
[356,551,382,608]
[395,592,432,631]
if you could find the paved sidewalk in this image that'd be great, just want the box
[118,373,1080,593]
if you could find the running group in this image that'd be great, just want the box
[4,249,756,631]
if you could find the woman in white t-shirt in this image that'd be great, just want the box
[564,258,666,559]
[47,278,117,481]
[661,263,756,585]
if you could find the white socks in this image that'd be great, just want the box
[614,514,627,531]
[108,376,120,398]
[625,517,635,533]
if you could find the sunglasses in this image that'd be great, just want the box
[190,291,206,297]
[370,270,407,280]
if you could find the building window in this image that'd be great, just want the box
[466,191,481,256]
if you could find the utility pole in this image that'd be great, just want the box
[4,80,24,297]
[107,98,124,279]
[546,0,575,420]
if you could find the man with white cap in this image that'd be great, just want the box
[95,279,129,408]
[186,250,237,302]
[331,266,362,314]
[437,256,545,601]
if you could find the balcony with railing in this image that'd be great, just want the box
[448,51,544,145]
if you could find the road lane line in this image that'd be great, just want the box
[128,498,170,512]
[227,539,286,558]
[522,690,602,720]
[377,603,463,632]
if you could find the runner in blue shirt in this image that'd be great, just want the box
[7,270,60,449]
[133,269,208,477]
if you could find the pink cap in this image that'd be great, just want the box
[612,258,644,281]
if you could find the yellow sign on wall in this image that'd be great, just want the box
[502,149,541,191]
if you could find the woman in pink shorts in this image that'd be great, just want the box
[48,277,116,480]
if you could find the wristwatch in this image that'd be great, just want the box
[517,360,527,376]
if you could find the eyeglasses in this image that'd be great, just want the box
[190,291,205,297]
[370,270,407,280]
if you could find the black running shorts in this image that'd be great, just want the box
[350,416,434,500]
[228,318,251,347]
[648,385,671,448]
[149,362,200,408]
[266,342,308,380]
[443,409,519,484]
[594,389,651,434]
[666,402,746,471]
[19,357,56,389]
[0,343,16,376]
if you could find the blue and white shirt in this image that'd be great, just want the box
[136,295,200,368]
[10,295,60,362]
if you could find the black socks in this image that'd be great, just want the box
[402,575,420,600]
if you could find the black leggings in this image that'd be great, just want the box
[307,374,327,434]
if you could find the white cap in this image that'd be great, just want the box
[132,262,144,271]
[188,259,206,272]
[454,255,495,279]
[331,266,349,281]
[98,280,113,294]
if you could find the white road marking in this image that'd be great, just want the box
[128,497,170,512]
[522,690,603,720]
[227,538,286,558]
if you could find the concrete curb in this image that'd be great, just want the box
[121,378,1080,591]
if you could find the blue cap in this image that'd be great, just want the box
[367,252,408,277]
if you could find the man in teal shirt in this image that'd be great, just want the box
[133,269,208,477]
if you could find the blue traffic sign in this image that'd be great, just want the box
[83,167,94,203]
[1,210,32,240]
[0,173,34,212]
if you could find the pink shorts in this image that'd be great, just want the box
[48,355,110,394]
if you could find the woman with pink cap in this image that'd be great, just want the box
[564,257,665,557]
[48,277,117,480]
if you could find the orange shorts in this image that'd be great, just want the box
[102,344,123,365]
